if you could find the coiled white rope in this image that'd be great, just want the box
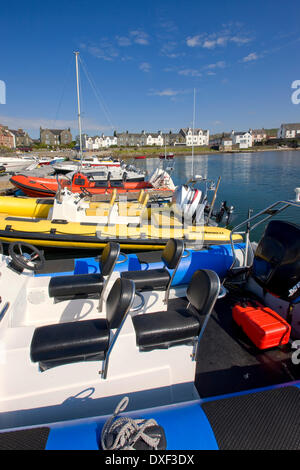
[101,396,162,450]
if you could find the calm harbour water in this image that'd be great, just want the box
[134,150,300,241]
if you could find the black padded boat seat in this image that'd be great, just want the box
[121,269,170,291]
[49,273,104,301]
[132,269,220,352]
[31,278,135,373]
[132,307,200,351]
[121,239,184,297]
[30,319,109,369]
[48,242,120,304]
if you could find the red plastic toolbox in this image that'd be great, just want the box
[232,301,291,350]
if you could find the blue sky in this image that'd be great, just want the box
[1,0,300,138]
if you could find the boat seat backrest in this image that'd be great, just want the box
[132,269,221,353]
[106,278,135,329]
[161,238,185,269]
[186,269,220,315]
[30,278,135,375]
[99,242,120,276]
[48,273,104,301]
[48,242,120,305]
[119,239,184,305]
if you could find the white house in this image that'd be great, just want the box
[81,134,117,150]
[84,136,101,150]
[277,123,300,139]
[231,130,253,148]
[179,128,210,146]
[146,132,164,146]
[101,135,117,147]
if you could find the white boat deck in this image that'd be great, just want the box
[0,257,196,429]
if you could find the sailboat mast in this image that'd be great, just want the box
[192,88,196,176]
[74,51,83,166]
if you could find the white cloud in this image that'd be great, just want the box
[157,19,178,33]
[121,55,133,62]
[186,35,203,47]
[178,69,202,77]
[231,36,252,45]
[139,62,151,72]
[130,30,150,45]
[160,41,184,58]
[148,89,185,97]
[204,61,226,69]
[84,42,119,61]
[242,52,259,62]
[203,37,228,48]
[116,36,131,47]
[186,27,252,49]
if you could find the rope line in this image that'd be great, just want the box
[101,396,162,450]
[79,55,115,131]
[53,55,74,129]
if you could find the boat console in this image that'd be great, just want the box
[252,220,300,303]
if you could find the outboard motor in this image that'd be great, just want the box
[252,220,300,303]
[215,201,226,224]
[214,201,235,225]
[172,185,202,221]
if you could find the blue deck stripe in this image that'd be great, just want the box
[45,380,300,450]
[45,400,219,450]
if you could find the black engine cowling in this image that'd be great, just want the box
[252,220,300,303]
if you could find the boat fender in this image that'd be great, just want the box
[100,396,167,450]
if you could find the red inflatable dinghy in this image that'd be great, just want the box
[10,172,163,198]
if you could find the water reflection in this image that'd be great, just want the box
[134,150,300,240]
